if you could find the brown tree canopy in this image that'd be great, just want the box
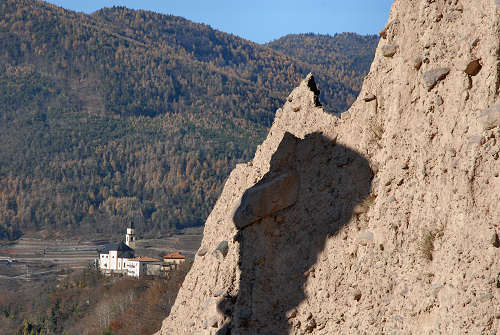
[0,0,377,239]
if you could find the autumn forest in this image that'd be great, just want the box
[0,0,377,240]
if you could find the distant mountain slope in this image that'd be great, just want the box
[267,33,379,99]
[0,0,377,239]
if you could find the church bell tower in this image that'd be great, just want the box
[125,222,136,249]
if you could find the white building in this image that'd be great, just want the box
[126,256,160,278]
[99,224,136,275]
[98,225,187,277]
[99,241,135,275]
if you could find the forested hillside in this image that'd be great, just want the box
[0,0,377,239]
[267,33,379,97]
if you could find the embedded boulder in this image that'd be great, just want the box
[478,103,500,131]
[381,44,398,57]
[464,59,482,76]
[422,68,450,91]
[233,171,299,229]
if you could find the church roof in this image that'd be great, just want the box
[119,250,135,258]
[101,241,135,258]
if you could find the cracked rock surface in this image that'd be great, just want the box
[157,0,500,334]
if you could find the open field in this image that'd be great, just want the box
[135,233,202,259]
[0,230,202,284]
[0,238,102,282]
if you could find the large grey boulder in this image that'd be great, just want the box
[214,241,229,258]
[478,103,500,130]
[232,172,299,229]
[422,68,450,91]
[382,44,398,57]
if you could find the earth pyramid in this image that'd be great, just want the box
[158,0,500,333]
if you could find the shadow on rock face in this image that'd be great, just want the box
[218,131,373,335]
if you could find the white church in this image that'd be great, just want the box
[98,223,137,275]
[98,223,185,277]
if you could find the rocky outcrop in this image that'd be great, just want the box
[157,0,500,334]
[232,132,301,230]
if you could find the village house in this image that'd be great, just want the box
[147,261,169,276]
[98,224,184,277]
[163,251,186,269]
[126,256,161,277]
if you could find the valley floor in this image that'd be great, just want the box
[0,232,200,335]
[0,231,201,283]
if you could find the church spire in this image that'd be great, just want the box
[125,223,136,249]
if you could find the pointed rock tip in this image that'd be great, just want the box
[304,73,320,96]
[297,73,321,107]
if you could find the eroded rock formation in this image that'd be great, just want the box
[157,0,500,333]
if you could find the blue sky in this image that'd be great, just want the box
[44,0,393,44]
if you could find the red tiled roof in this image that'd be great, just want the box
[163,252,185,259]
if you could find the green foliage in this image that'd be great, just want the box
[0,0,377,238]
